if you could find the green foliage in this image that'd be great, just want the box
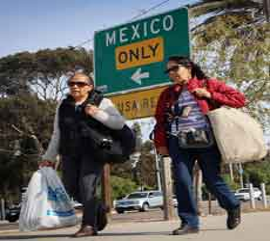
[111,175,138,200]
[222,174,240,190]
[191,1,270,133]
[189,0,264,22]
[0,94,56,199]
[0,47,93,100]
[189,0,270,197]
[243,159,270,193]
[111,137,157,190]
[111,161,134,180]
[0,52,35,95]
[137,141,156,188]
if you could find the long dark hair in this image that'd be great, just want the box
[168,56,209,80]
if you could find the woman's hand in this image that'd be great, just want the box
[85,104,99,116]
[192,88,211,99]
[39,160,55,168]
[157,146,169,156]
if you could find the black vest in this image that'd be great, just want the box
[58,90,108,156]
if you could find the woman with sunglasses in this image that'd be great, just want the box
[154,56,246,235]
[39,73,125,237]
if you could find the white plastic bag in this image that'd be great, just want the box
[19,167,77,231]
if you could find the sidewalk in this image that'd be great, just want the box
[0,211,269,241]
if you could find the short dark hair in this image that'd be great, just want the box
[68,73,94,86]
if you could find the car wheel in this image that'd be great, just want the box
[140,203,149,212]
[6,216,19,223]
[116,209,124,214]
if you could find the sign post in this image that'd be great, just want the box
[95,8,190,219]
[94,7,190,96]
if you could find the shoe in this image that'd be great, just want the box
[172,225,199,235]
[227,205,241,230]
[72,225,97,238]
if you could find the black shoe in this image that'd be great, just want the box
[72,225,98,238]
[227,205,241,230]
[172,225,199,235]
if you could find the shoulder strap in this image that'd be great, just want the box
[87,90,104,106]
[202,79,221,109]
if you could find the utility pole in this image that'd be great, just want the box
[194,162,203,215]
[238,163,244,188]
[154,148,162,191]
[229,163,234,182]
[102,164,112,213]
[160,156,174,220]
[264,0,270,22]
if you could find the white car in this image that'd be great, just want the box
[115,191,163,214]
[71,200,83,209]
[234,188,262,201]
[172,195,178,207]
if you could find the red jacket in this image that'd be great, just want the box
[154,77,246,149]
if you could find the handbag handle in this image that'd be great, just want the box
[202,79,221,110]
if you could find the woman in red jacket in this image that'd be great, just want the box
[154,56,245,235]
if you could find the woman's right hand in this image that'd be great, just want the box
[39,160,55,168]
[157,146,169,156]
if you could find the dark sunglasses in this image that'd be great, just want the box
[164,65,180,74]
[68,81,90,87]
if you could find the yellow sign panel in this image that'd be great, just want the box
[109,86,168,120]
[115,37,164,70]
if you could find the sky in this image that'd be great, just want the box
[0,0,198,58]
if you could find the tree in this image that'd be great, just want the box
[0,94,56,200]
[32,47,93,100]
[0,52,34,96]
[189,0,265,28]
[188,0,270,133]
[0,47,93,100]
[110,176,138,200]
[136,141,156,189]
[185,0,270,206]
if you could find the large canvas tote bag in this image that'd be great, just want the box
[207,107,267,163]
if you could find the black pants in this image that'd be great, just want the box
[61,154,104,228]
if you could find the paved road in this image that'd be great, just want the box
[0,211,269,241]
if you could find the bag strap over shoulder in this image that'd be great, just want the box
[202,79,221,110]
[86,90,104,107]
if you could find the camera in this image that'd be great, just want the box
[99,138,113,150]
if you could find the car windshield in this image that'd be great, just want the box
[238,189,249,193]
[127,193,148,199]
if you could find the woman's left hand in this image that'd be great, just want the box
[192,88,211,99]
[85,104,99,116]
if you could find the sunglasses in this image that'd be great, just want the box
[164,65,180,74]
[68,81,90,87]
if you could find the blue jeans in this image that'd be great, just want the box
[168,136,239,228]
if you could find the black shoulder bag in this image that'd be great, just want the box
[81,91,136,163]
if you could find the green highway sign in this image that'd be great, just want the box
[94,7,190,95]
